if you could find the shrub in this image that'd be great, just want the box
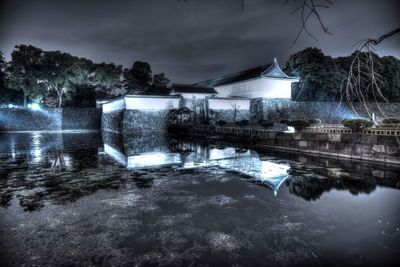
[202,120,210,125]
[280,119,290,124]
[308,118,321,125]
[235,119,249,127]
[342,119,373,131]
[259,119,273,129]
[216,120,227,126]
[286,119,311,131]
[382,117,400,124]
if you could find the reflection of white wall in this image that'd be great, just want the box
[104,144,127,166]
[127,152,181,168]
[208,147,251,160]
[208,98,251,110]
[215,77,292,98]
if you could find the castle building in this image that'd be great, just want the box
[194,58,299,99]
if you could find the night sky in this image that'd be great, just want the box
[0,0,399,83]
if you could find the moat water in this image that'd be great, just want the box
[0,131,399,266]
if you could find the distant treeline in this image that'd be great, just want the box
[0,45,171,107]
[284,47,400,102]
[1,45,399,107]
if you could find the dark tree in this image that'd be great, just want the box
[89,63,124,92]
[124,61,153,94]
[6,45,48,106]
[146,72,172,95]
[285,47,345,101]
[285,47,400,103]
[0,51,24,106]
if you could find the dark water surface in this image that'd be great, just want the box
[0,131,399,267]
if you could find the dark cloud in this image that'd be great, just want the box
[0,0,399,83]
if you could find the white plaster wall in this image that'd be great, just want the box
[215,77,292,98]
[208,98,250,110]
[102,98,125,113]
[125,96,180,110]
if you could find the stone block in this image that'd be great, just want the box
[360,134,378,144]
[341,134,362,143]
[327,134,341,142]
[372,144,385,153]
[298,140,308,147]
[268,132,277,139]
[292,132,302,140]
[372,170,385,178]
[385,146,400,155]
[314,133,328,141]
[307,140,321,150]
[276,132,292,140]
[377,135,398,146]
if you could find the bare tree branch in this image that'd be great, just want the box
[285,0,333,47]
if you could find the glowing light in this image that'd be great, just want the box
[30,103,41,111]
[285,126,295,133]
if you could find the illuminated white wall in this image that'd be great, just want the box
[102,96,180,113]
[215,77,293,98]
[102,98,125,113]
[208,98,251,110]
[125,96,180,110]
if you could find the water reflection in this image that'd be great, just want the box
[103,131,290,195]
[1,132,400,266]
[0,131,399,212]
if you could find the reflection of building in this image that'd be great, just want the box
[103,132,290,195]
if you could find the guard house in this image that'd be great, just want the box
[171,84,218,121]
[194,58,299,99]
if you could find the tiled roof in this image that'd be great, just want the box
[194,59,298,87]
[172,84,218,94]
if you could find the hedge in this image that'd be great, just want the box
[235,119,249,127]
[342,119,373,131]
[216,120,227,126]
[286,119,311,131]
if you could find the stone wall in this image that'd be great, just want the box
[123,110,171,134]
[257,131,400,165]
[254,98,400,123]
[0,108,62,131]
[0,108,101,132]
[102,110,124,133]
[61,108,101,130]
[102,109,173,134]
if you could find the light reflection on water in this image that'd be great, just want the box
[103,133,290,195]
[0,131,399,266]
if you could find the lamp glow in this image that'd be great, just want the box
[30,103,41,111]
